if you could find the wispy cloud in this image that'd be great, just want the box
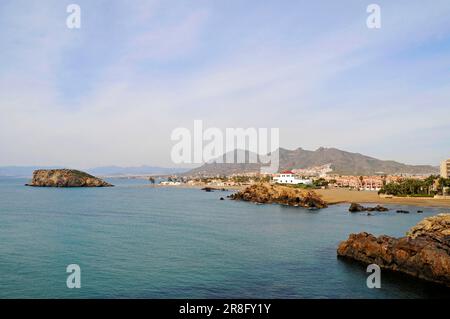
[1,0,449,167]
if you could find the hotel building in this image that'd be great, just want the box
[273,171,312,185]
[441,159,450,178]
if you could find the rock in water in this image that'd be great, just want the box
[26,169,113,187]
[348,203,365,212]
[349,203,389,212]
[229,183,327,209]
[337,214,450,287]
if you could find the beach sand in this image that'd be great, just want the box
[316,188,450,208]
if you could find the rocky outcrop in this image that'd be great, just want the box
[229,183,327,209]
[337,214,450,287]
[406,214,450,243]
[26,169,113,187]
[349,203,389,212]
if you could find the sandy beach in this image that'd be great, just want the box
[316,188,450,208]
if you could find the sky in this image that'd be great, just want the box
[0,0,449,168]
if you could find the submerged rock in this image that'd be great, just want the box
[229,183,327,209]
[26,169,113,187]
[349,203,389,212]
[337,214,450,287]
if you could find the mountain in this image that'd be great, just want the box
[184,147,439,176]
[1,149,437,178]
[181,150,262,176]
[0,165,189,177]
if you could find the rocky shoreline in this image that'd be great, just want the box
[229,183,327,209]
[337,214,450,287]
[26,169,113,187]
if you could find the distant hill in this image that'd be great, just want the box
[87,166,189,176]
[0,165,189,177]
[0,166,62,178]
[1,149,437,178]
[181,150,262,176]
[184,147,438,176]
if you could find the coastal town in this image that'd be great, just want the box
[15,158,450,291]
[155,158,450,199]
[2,0,450,303]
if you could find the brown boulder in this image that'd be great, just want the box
[337,214,450,287]
[229,183,327,209]
[349,203,389,213]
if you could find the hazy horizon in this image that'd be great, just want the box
[0,145,441,170]
[1,0,449,168]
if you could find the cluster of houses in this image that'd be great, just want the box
[323,175,389,191]
[272,171,429,191]
[157,169,434,192]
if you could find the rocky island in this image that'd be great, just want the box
[26,169,113,187]
[229,183,327,209]
[337,214,450,287]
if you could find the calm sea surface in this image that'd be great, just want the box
[0,177,449,299]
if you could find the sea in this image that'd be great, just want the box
[0,177,449,298]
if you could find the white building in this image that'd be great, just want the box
[273,171,312,185]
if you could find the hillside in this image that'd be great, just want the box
[185,147,438,176]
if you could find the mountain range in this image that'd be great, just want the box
[184,147,438,176]
[0,166,189,178]
[0,147,438,178]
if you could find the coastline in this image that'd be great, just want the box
[316,188,450,208]
[152,184,244,191]
[143,183,450,208]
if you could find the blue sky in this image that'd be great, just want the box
[0,0,449,167]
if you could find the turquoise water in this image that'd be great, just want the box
[0,177,449,299]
